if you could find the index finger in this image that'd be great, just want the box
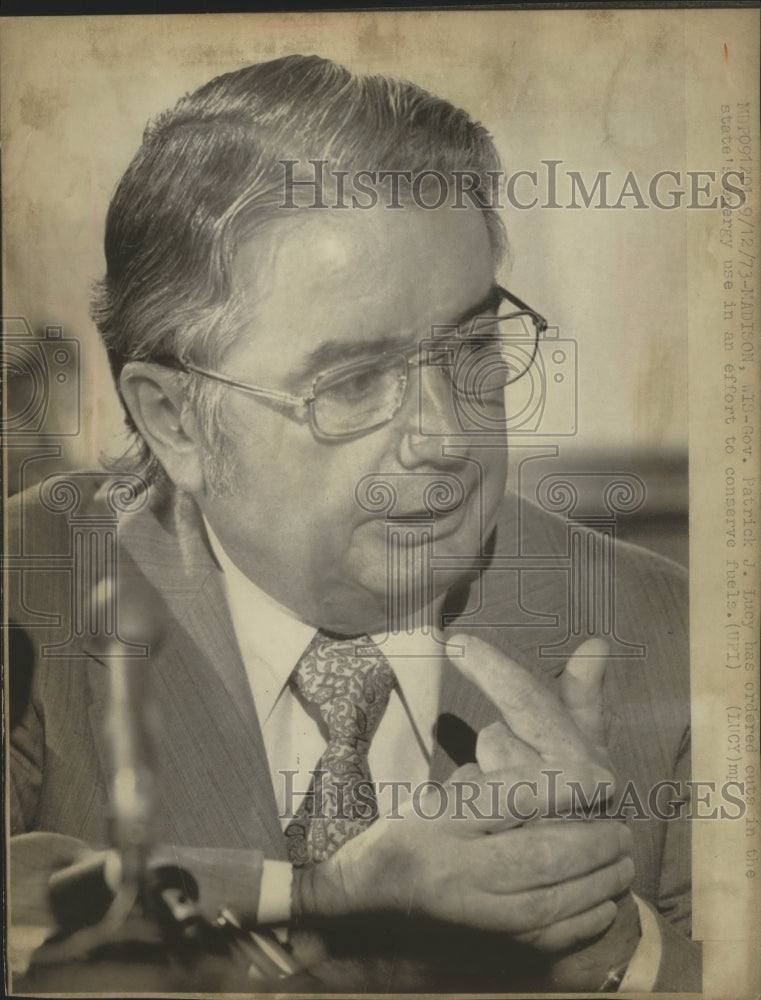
[445,633,597,765]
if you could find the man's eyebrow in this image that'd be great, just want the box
[295,285,501,382]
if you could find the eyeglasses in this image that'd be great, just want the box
[155,286,547,440]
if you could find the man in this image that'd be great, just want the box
[9,55,698,991]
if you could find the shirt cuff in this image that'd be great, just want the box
[618,893,663,992]
[256,860,293,925]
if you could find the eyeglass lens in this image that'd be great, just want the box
[312,313,539,437]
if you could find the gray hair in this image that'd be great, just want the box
[91,54,507,490]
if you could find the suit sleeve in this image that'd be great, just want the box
[10,833,269,933]
[150,844,269,925]
[651,725,702,991]
[9,656,273,928]
[610,544,701,990]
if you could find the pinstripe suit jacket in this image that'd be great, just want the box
[9,473,699,991]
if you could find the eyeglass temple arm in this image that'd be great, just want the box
[497,286,549,331]
[152,357,314,407]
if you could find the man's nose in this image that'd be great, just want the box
[396,366,461,469]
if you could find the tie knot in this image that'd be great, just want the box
[291,632,395,745]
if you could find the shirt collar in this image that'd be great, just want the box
[203,517,316,723]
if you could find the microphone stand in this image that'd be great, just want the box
[16,578,319,993]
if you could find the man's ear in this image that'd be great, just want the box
[119,362,206,494]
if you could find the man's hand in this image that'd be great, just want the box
[457,633,611,791]
[293,633,634,953]
[295,784,633,948]
[449,633,643,989]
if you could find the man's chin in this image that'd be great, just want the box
[313,581,389,637]
[334,568,477,636]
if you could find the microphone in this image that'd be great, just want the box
[90,573,164,889]
[45,574,164,933]
[20,570,320,991]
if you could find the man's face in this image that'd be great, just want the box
[198,203,507,634]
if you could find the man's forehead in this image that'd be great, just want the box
[227,203,495,380]
[233,203,492,306]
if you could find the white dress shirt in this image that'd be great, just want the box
[205,519,442,922]
[204,520,660,989]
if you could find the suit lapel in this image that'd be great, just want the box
[85,487,286,859]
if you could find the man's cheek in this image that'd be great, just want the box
[337,520,391,585]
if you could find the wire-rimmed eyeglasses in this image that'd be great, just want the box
[154,286,547,440]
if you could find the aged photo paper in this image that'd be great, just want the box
[2,8,759,997]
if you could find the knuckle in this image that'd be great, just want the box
[583,819,616,857]
[591,856,634,904]
[503,676,539,715]
[538,882,564,926]
[600,767,617,795]
[616,855,636,889]
[617,821,634,853]
[513,925,550,949]
[586,817,625,862]
[527,835,557,881]
[546,851,575,886]
[515,895,543,931]
[521,882,560,929]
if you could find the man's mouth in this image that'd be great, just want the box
[383,482,479,540]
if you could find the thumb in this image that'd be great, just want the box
[476,721,539,774]
[558,638,608,746]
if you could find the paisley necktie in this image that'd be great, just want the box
[284,632,396,865]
